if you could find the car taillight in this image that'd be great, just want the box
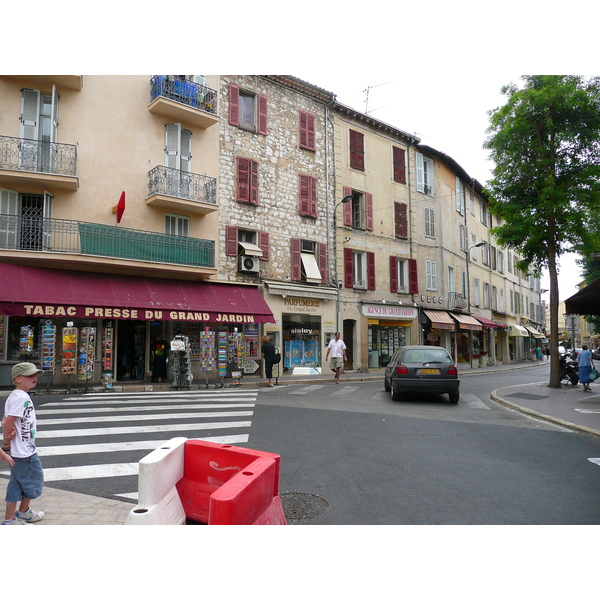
[396,365,409,375]
[447,365,458,376]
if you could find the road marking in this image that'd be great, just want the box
[331,386,358,395]
[38,402,254,415]
[289,385,326,395]
[575,409,600,414]
[588,458,600,466]
[461,393,491,409]
[43,462,139,481]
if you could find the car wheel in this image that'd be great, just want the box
[448,392,459,404]
[384,377,391,392]
[391,388,402,402]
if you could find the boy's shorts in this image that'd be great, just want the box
[5,453,44,503]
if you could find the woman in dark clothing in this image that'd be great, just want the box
[261,335,276,387]
[152,337,168,382]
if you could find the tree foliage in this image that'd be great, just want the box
[484,75,600,387]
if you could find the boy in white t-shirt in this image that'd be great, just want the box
[2,362,45,525]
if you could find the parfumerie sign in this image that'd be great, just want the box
[18,304,257,323]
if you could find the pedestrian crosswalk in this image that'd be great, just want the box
[30,389,258,502]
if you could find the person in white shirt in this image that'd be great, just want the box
[326,332,347,384]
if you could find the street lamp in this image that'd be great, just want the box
[334,194,354,333]
[465,241,485,368]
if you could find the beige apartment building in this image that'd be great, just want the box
[0,75,274,386]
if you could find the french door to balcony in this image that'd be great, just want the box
[164,123,192,199]
[0,189,53,251]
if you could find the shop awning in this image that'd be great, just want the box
[507,324,529,337]
[475,316,507,329]
[451,313,483,331]
[0,263,275,323]
[524,325,545,339]
[423,310,456,330]
[565,278,600,316]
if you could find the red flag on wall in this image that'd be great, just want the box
[116,191,125,223]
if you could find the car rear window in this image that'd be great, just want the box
[403,349,452,363]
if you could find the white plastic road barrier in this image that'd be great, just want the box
[124,437,187,525]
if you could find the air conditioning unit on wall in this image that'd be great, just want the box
[238,255,260,273]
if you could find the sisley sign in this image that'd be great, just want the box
[362,304,418,319]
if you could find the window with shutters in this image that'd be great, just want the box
[416,153,434,195]
[299,174,318,218]
[344,248,375,290]
[426,260,437,291]
[455,177,465,215]
[392,146,406,184]
[228,84,267,134]
[165,214,189,237]
[225,226,269,260]
[236,157,259,204]
[342,187,373,230]
[474,278,481,307]
[164,123,192,198]
[291,238,327,283]
[394,202,408,239]
[349,129,364,170]
[299,111,316,151]
[390,257,409,293]
[424,207,436,238]
[459,224,468,251]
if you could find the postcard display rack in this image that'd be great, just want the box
[198,329,216,387]
[78,327,96,382]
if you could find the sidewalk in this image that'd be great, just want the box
[3,359,598,525]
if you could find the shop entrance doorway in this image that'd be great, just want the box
[343,319,355,369]
[116,320,146,380]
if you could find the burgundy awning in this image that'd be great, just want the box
[565,278,600,316]
[475,316,507,329]
[0,263,275,324]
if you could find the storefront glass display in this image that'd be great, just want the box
[282,314,321,372]
[368,321,409,368]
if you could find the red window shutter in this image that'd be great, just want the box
[309,176,317,218]
[344,247,353,288]
[236,157,249,202]
[250,159,259,205]
[259,231,269,261]
[349,129,364,170]
[299,111,316,150]
[395,202,408,239]
[365,192,374,231]
[390,256,398,293]
[343,186,353,226]
[367,251,376,290]
[291,238,302,281]
[229,84,239,126]
[226,226,238,256]
[257,94,268,135]
[318,242,328,283]
[299,174,310,216]
[393,146,406,184]
[409,258,418,294]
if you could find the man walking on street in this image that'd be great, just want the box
[326,332,347,384]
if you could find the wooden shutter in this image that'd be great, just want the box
[349,130,364,170]
[250,159,259,205]
[165,123,180,169]
[365,192,373,231]
[229,84,239,126]
[291,238,302,281]
[180,128,192,173]
[236,157,249,202]
[299,111,316,150]
[408,258,418,294]
[390,256,398,293]
[394,202,408,239]
[20,88,40,140]
[393,147,406,183]
[367,251,376,290]
[259,231,269,261]
[344,247,353,288]
[257,94,268,135]
[299,175,311,216]
[343,186,353,226]
[226,226,238,256]
[318,242,328,283]
[416,153,424,192]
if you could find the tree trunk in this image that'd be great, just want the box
[548,246,562,388]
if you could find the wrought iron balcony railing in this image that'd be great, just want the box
[448,291,467,310]
[148,165,217,205]
[0,214,215,269]
[0,135,77,176]
[150,76,218,115]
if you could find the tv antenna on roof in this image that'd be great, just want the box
[363,81,391,114]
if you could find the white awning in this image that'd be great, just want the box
[300,252,322,284]
[507,324,529,337]
[238,242,263,257]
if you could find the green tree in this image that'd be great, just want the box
[484,75,600,388]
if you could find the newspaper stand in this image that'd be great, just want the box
[170,335,191,390]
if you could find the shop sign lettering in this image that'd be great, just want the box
[21,304,255,323]
[362,305,418,319]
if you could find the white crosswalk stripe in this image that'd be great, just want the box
[32,389,258,501]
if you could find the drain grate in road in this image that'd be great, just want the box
[506,392,548,401]
[280,492,329,522]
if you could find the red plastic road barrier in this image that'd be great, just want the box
[175,440,287,525]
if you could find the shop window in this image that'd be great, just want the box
[282,313,322,372]
[342,186,373,231]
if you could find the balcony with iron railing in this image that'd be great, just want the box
[0,214,215,272]
[148,76,219,128]
[448,291,467,310]
[0,135,78,190]
[146,165,218,214]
